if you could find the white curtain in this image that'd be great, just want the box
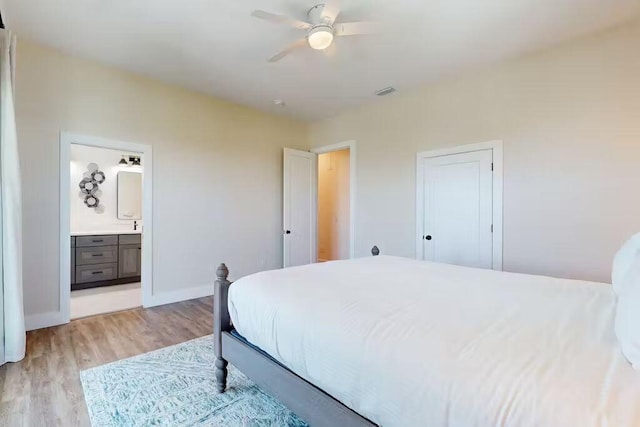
[0,29,25,363]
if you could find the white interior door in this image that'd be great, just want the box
[283,148,317,268]
[417,149,493,268]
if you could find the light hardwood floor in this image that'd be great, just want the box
[0,297,213,426]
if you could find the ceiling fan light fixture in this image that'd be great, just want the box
[307,25,334,50]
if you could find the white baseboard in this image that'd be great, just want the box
[146,284,214,308]
[25,311,66,331]
[24,285,213,331]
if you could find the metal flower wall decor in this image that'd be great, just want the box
[79,163,106,213]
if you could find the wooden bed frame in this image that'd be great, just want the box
[214,246,381,427]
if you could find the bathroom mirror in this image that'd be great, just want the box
[117,171,142,220]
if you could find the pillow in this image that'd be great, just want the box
[614,252,640,369]
[612,233,640,295]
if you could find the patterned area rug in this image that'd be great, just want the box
[80,335,308,427]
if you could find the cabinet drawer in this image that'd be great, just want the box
[76,235,118,247]
[75,263,118,283]
[76,245,118,265]
[119,234,141,245]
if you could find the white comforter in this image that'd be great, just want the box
[228,255,640,427]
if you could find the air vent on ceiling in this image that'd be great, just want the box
[375,87,396,96]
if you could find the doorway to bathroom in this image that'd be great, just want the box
[60,133,153,321]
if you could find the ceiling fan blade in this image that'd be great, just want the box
[251,10,312,30]
[321,0,341,24]
[335,21,379,36]
[268,39,308,63]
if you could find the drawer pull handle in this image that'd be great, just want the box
[92,239,104,243]
[91,271,104,275]
[91,254,104,257]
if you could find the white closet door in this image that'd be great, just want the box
[418,149,494,269]
[283,148,317,268]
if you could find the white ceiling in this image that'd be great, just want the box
[4,0,640,120]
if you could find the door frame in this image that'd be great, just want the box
[416,140,503,270]
[311,140,357,259]
[59,132,153,324]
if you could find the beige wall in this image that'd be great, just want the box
[310,20,640,283]
[18,18,640,322]
[318,149,350,261]
[17,40,309,319]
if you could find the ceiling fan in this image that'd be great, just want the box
[251,1,378,63]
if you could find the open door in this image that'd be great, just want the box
[283,148,317,268]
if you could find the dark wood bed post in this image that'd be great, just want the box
[214,263,232,393]
[371,246,380,256]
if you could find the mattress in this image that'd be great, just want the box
[228,255,640,427]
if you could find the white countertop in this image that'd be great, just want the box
[71,230,142,236]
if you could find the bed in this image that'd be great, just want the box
[213,247,640,427]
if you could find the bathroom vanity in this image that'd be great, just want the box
[71,232,141,291]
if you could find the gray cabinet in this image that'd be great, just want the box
[119,234,141,245]
[71,233,141,291]
[76,263,118,284]
[119,244,141,278]
[76,246,118,265]
[76,235,119,247]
